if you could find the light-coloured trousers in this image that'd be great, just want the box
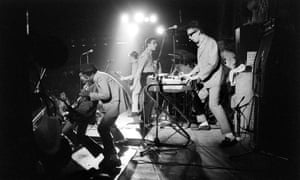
[207,85,232,134]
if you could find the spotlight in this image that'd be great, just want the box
[149,14,157,23]
[144,17,149,22]
[134,12,144,23]
[156,25,165,35]
[121,13,129,23]
[127,23,139,36]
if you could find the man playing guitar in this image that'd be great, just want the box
[181,21,237,147]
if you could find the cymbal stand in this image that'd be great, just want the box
[230,94,288,161]
[233,96,252,140]
[169,29,176,73]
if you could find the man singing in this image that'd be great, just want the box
[182,21,237,147]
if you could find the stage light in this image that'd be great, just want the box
[144,17,149,22]
[127,23,139,36]
[156,25,165,35]
[134,12,144,23]
[149,14,157,23]
[121,13,129,23]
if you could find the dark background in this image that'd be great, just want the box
[25,0,241,100]
[0,0,299,179]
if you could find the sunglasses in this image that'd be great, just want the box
[187,30,198,37]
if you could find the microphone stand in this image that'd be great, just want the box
[79,51,92,90]
[169,29,176,74]
[104,60,111,73]
[233,96,247,140]
[79,55,82,90]
[34,68,46,94]
[86,53,90,64]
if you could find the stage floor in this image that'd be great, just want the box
[60,111,290,180]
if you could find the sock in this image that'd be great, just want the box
[225,133,235,140]
[196,114,207,123]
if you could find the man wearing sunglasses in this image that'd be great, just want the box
[182,20,237,147]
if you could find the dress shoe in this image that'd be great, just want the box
[197,122,211,130]
[219,137,238,147]
[98,154,121,170]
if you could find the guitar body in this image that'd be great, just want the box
[59,95,98,124]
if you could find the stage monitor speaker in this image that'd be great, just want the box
[252,20,289,159]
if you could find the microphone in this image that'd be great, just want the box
[167,25,178,30]
[82,49,94,55]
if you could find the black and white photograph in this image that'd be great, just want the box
[0,0,299,179]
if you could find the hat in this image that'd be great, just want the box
[80,64,97,75]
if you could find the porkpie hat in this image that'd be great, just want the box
[80,64,97,75]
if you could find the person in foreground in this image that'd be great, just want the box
[182,20,237,147]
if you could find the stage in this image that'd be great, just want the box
[58,111,289,180]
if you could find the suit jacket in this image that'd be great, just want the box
[89,71,130,114]
[196,35,223,88]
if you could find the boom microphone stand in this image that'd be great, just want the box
[169,27,177,73]
[79,49,94,89]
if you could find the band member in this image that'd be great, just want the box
[132,37,160,124]
[79,64,130,169]
[120,51,140,116]
[218,40,237,126]
[182,21,237,146]
[57,91,70,117]
[218,40,237,70]
[61,75,104,158]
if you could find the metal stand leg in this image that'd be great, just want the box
[139,82,192,157]
[230,96,288,161]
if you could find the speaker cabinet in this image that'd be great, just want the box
[252,20,291,159]
[235,24,262,66]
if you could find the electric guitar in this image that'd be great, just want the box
[56,92,98,124]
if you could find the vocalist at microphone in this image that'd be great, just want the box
[82,49,94,55]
